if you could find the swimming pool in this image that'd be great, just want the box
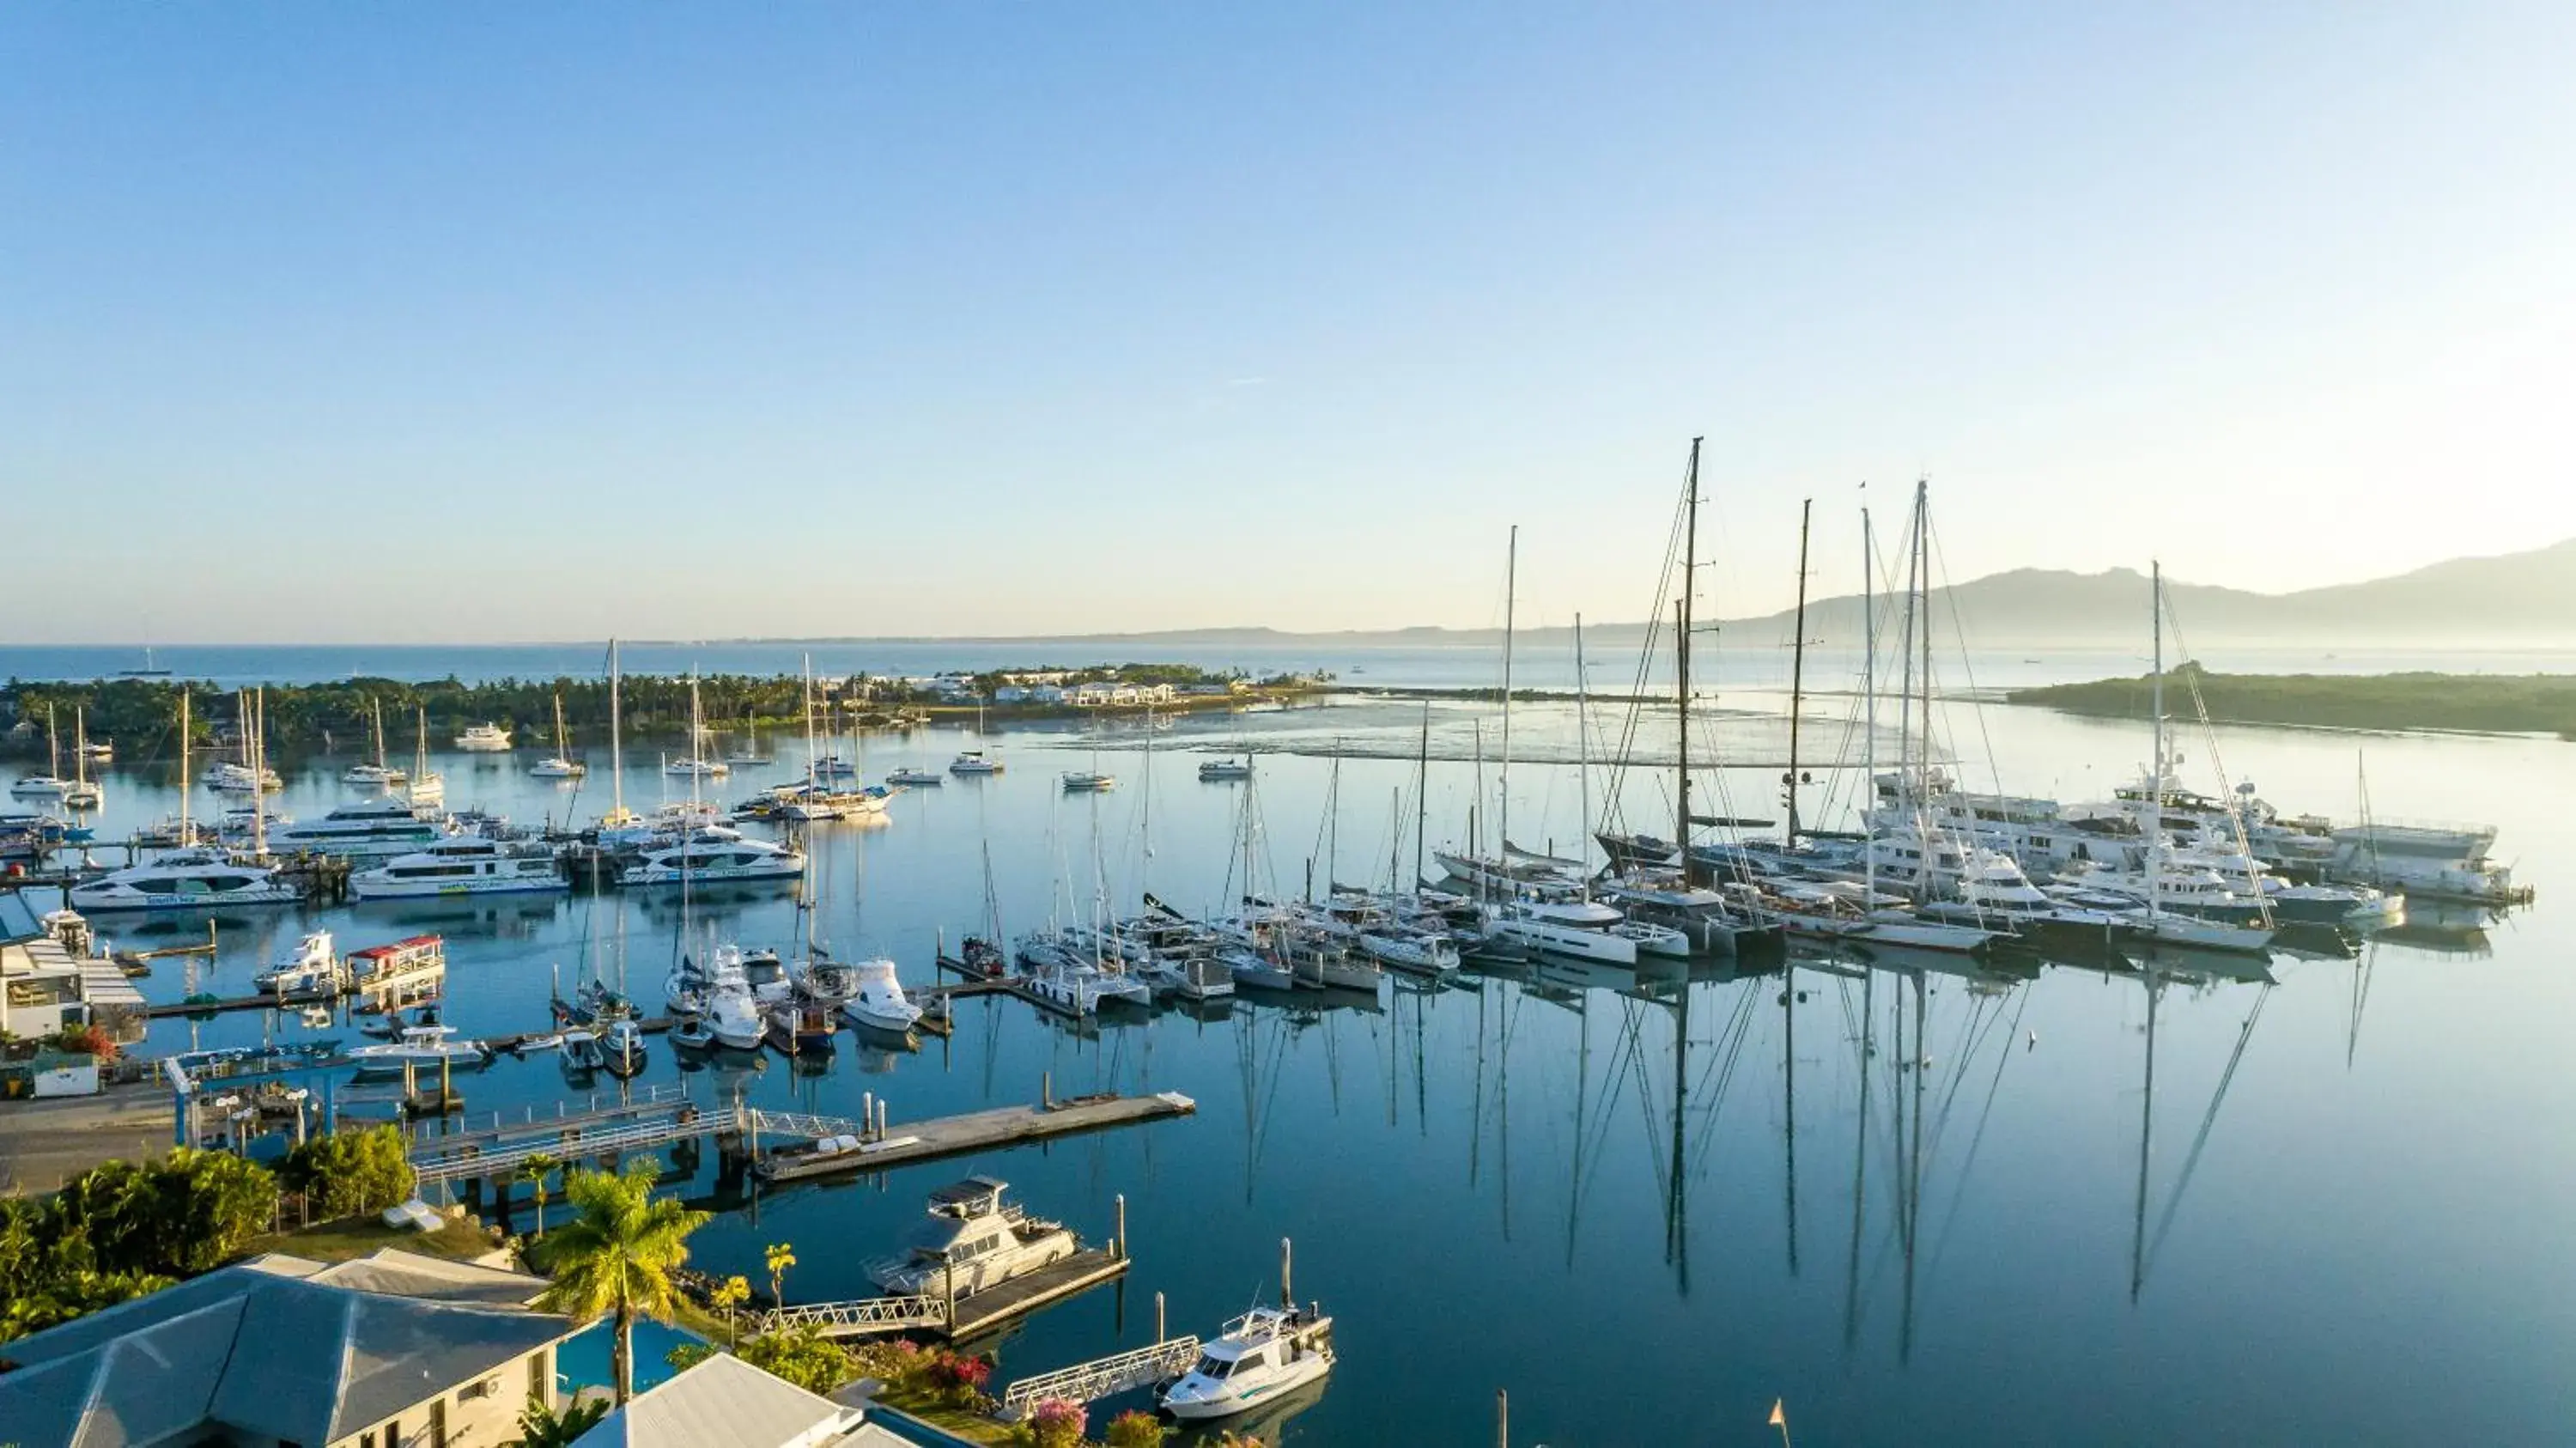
[555,1318,703,1397]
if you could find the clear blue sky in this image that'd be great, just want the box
[6,3,2572,642]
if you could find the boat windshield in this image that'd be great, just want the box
[1189,1354,1234,1380]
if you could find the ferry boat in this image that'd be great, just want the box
[1198,758,1254,781]
[266,798,446,860]
[618,833,805,887]
[839,958,924,1033]
[865,1177,1079,1297]
[1160,1304,1335,1421]
[453,723,513,751]
[948,751,1002,776]
[349,835,567,899]
[69,849,301,912]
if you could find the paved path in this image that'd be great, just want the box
[0,1084,169,1191]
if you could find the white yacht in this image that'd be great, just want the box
[530,756,586,779]
[866,1177,1079,1298]
[779,782,891,821]
[343,762,406,788]
[702,966,765,1051]
[252,930,341,996]
[1160,1305,1335,1421]
[840,958,924,1033]
[618,833,805,886]
[453,723,513,751]
[1355,922,1461,977]
[600,1017,649,1076]
[1492,896,1639,964]
[9,773,70,799]
[350,835,567,899]
[69,849,301,912]
[948,751,1002,776]
[266,799,447,860]
[662,754,731,779]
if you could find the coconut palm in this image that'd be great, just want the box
[765,1241,797,1306]
[532,1161,709,1405]
[517,1153,562,1238]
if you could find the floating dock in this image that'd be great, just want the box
[752,1091,1197,1183]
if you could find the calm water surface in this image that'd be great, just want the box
[24,691,2573,1446]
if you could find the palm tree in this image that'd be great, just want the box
[518,1153,562,1239]
[765,1241,797,1307]
[710,1275,750,1348]
[532,1161,709,1406]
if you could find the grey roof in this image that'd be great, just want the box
[574,1352,860,1448]
[304,1247,548,1307]
[0,1263,580,1448]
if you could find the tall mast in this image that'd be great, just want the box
[609,639,625,818]
[1917,482,1933,811]
[251,688,267,858]
[1895,492,1920,822]
[1499,525,1517,858]
[1862,501,1877,901]
[1576,614,1592,901]
[1677,437,1701,874]
[1413,701,1430,890]
[1785,497,1813,842]
[2148,562,2165,923]
[178,688,191,842]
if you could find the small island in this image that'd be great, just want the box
[2005,663,2576,739]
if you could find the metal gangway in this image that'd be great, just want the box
[760,1295,950,1338]
[998,1336,1202,1418]
[407,1097,860,1188]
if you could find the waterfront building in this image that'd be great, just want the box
[573,1351,908,1448]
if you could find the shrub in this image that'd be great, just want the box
[1019,1398,1086,1448]
[280,1124,416,1218]
[49,1149,278,1278]
[52,1023,117,1059]
[739,1323,855,1396]
[1106,1409,1169,1448]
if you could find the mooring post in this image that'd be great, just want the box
[1156,1290,1165,1344]
[1280,1237,1292,1308]
[1042,1070,1053,1110]
[1115,1194,1127,1260]
[861,1091,875,1141]
[1498,1388,1509,1448]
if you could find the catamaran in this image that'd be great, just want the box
[264,798,446,860]
[618,830,805,886]
[349,834,568,898]
[70,848,301,912]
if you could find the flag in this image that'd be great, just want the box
[1769,1400,1787,1427]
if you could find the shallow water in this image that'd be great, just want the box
[24,690,2571,1445]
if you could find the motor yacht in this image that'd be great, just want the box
[1161,1305,1335,1421]
[600,1018,649,1076]
[840,958,924,1033]
[343,762,407,788]
[1060,771,1116,793]
[453,723,513,751]
[1197,758,1254,781]
[265,798,447,860]
[947,751,1002,776]
[866,1177,1079,1298]
[349,1025,491,1074]
[618,833,805,886]
[349,835,567,899]
[1492,896,1639,964]
[885,767,943,787]
[253,930,342,996]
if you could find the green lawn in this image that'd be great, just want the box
[242,1212,507,1265]
[2005,666,2576,738]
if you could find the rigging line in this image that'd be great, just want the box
[2146,982,2276,1273]
[1684,982,1767,1181]
[1572,996,1654,1220]
[1923,515,2013,824]
[1601,462,1698,827]
[1917,992,2006,1165]
[1923,986,2034,1279]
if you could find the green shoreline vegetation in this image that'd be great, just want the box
[2006,663,2576,739]
[0,663,1326,758]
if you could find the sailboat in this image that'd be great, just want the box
[117,647,172,678]
[663,673,732,777]
[10,706,71,798]
[1060,709,1116,791]
[598,640,638,832]
[531,692,586,777]
[343,698,409,787]
[405,706,446,808]
[62,709,103,809]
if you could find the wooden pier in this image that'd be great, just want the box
[752,1090,1196,1183]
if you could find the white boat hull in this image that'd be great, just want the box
[1496,918,1638,964]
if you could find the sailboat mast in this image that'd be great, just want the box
[1862,502,1877,901]
[1917,482,1933,806]
[2148,562,2165,922]
[1676,437,1700,873]
[179,689,192,840]
[1786,497,1812,843]
[1575,614,1592,900]
[1499,525,1517,857]
[609,640,625,817]
[1413,701,1430,890]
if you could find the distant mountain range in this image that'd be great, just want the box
[749,536,2576,651]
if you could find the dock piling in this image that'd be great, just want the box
[1155,1290,1164,1344]
[1115,1194,1127,1261]
[1280,1236,1292,1308]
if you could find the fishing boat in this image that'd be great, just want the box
[947,750,1002,775]
[668,1013,715,1051]
[885,766,944,786]
[69,849,301,912]
[349,835,567,898]
[265,798,446,860]
[863,1177,1079,1297]
[1198,757,1254,781]
[839,958,923,1033]
[453,722,513,751]
[560,1029,603,1075]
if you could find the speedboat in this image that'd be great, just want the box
[453,723,513,751]
[669,1014,715,1052]
[948,751,1002,776]
[1160,1305,1335,1421]
[865,1177,1078,1297]
[839,958,923,1033]
[1060,771,1116,793]
[1198,758,1254,781]
[618,833,805,886]
[350,835,567,899]
[885,767,943,787]
[69,849,301,912]
[349,1025,491,1074]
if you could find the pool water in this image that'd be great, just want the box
[556,1318,703,1397]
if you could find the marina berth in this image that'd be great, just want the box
[349,834,568,898]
